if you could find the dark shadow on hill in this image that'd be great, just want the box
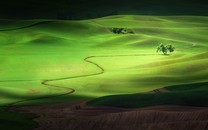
[87,82,208,108]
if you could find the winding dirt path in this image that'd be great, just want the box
[0,54,161,108]
[6,54,161,107]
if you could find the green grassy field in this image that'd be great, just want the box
[0,15,208,106]
[0,15,208,129]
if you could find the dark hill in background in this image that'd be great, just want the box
[1,0,208,19]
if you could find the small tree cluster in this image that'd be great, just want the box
[157,43,175,55]
[109,28,134,34]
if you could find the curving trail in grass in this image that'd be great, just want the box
[0,53,163,107]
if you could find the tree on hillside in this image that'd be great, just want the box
[109,28,134,34]
[157,43,174,55]
[166,44,175,52]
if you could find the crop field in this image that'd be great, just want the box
[0,15,208,129]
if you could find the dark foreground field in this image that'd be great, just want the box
[14,84,208,130]
[16,101,208,130]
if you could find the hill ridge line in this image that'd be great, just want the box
[0,21,52,31]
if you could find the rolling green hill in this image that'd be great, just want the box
[0,14,208,130]
[0,15,207,106]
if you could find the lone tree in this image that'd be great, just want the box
[166,44,175,52]
[157,43,174,55]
